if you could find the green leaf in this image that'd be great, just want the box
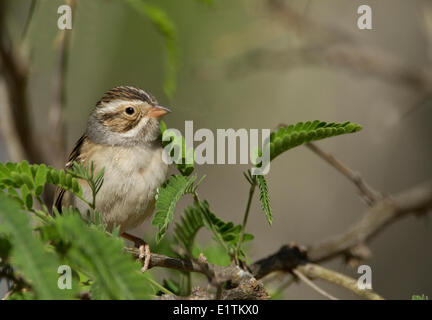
[7,291,35,300]
[160,120,195,176]
[0,193,77,299]
[20,184,33,210]
[256,175,272,225]
[0,162,83,203]
[270,121,362,161]
[162,278,181,296]
[52,214,154,299]
[18,160,32,179]
[152,175,197,242]
[0,162,12,178]
[0,235,12,260]
[34,164,47,189]
[192,243,231,266]
[47,166,84,199]
[127,0,179,98]
[173,205,204,253]
[195,201,254,252]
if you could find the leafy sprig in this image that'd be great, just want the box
[160,120,195,176]
[152,174,205,242]
[67,161,105,210]
[0,118,363,299]
[0,194,78,299]
[270,121,362,161]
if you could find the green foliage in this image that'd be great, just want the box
[162,278,181,296]
[243,170,273,226]
[126,0,212,98]
[0,161,155,300]
[0,116,362,299]
[270,121,362,161]
[7,291,36,300]
[47,167,82,197]
[256,174,272,226]
[152,175,199,243]
[192,243,231,266]
[174,204,204,253]
[196,200,254,254]
[160,120,195,176]
[51,214,154,299]
[412,294,429,300]
[0,235,11,260]
[68,161,104,209]
[127,0,179,99]
[242,121,361,229]
[0,160,83,214]
[0,162,70,208]
[0,194,78,299]
[174,199,253,261]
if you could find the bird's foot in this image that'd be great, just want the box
[138,243,151,273]
[121,232,151,273]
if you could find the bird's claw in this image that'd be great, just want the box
[139,243,151,273]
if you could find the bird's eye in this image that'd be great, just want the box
[125,107,135,115]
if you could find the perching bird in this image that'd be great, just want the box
[54,86,170,270]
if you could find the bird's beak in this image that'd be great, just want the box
[148,105,171,118]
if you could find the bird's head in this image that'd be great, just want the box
[87,86,171,146]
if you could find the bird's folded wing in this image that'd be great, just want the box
[53,134,87,213]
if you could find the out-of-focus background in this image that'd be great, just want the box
[1,0,431,299]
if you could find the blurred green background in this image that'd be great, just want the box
[1,0,431,299]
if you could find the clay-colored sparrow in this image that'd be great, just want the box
[54,86,170,270]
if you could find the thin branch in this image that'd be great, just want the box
[229,0,432,101]
[265,0,432,97]
[0,0,44,163]
[50,0,76,168]
[267,274,295,298]
[308,180,432,262]
[125,249,204,274]
[292,268,339,300]
[306,142,382,205]
[124,178,432,299]
[236,174,256,262]
[250,243,308,279]
[126,247,270,300]
[0,81,27,161]
[297,263,384,300]
[193,192,229,252]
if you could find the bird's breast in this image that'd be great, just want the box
[76,144,168,232]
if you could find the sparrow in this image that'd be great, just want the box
[54,86,170,271]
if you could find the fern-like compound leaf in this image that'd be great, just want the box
[160,120,195,176]
[173,205,204,253]
[0,161,83,203]
[197,200,254,251]
[52,214,154,299]
[256,175,273,226]
[270,121,362,161]
[152,175,198,243]
[0,194,77,299]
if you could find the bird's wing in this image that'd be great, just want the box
[53,134,87,213]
